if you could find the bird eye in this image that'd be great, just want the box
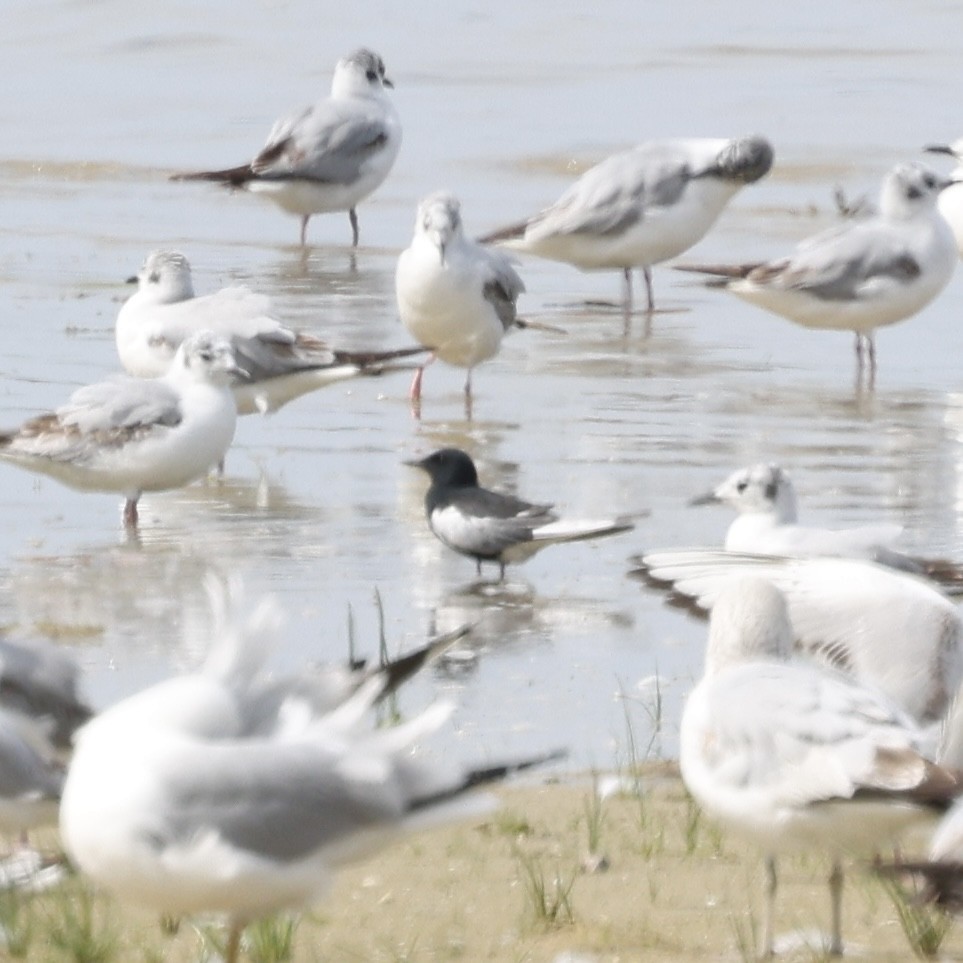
[366,70,377,82]
[736,480,748,493]
[906,185,923,200]
[149,271,160,283]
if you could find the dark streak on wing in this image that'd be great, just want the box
[7,410,182,453]
[477,219,529,245]
[483,279,518,331]
[229,334,425,384]
[169,164,256,187]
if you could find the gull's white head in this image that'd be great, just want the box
[130,250,194,305]
[415,191,463,265]
[704,577,794,676]
[879,163,954,220]
[692,463,798,523]
[174,331,246,386]
[331,48,393,99]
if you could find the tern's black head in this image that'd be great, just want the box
[407,448,479,489]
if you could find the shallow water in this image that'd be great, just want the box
[2,1,963,766]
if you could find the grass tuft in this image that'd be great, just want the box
[513,848,576,928]
[878,875,953,959]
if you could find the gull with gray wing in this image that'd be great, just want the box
[0,331,241,528]
[682,577,963,957]
[172,48,401,247]
[678,163,958,376]
[396,192,527,411]
[59,578,562,963]
[118,250,425,414]
[479,135,773,314]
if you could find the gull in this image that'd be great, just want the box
[923,139,963,258]
[677,163,958,376]
[396,192,526,409]
[0,636,91,755]
[632,549,963,724]
[59,579,562,963]
[681,577,962,957]
[0,706,65,837]
[690,462,963,588]
[478,135,774,313]
[406,447,634,580]
[118,250,426,414]
[0,331,241,528]
[171,48,401,247]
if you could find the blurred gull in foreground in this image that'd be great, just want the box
[632,549,963,724]
[60,579,562,963]
[479,135,773,315]
[396,192,528,413]
[118,250,425,415]
[172,48,401,247]
[678,163,958,379]
[0,331,240,528]
[690,462,963,589]
[681,577,963,957]
[407,448,634,580]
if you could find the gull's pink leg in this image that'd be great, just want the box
[408,353,435,401]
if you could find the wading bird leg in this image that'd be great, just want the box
[621,268,633,318]
[761,855,777,958]
[828,860,844,956]
[349,207,360,247]
[123,498,139,530]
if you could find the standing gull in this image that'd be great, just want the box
[681,577,962,957]
[923,138,963,257]
[172,48,401,247]
[118,250,426,414]
[59,580,562,963]
[678,163,958,376]
[0,331,241,528]
[479,136,773,314]
[690,462,963,587]
[396,192,526,409]
[406,448,633,579]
